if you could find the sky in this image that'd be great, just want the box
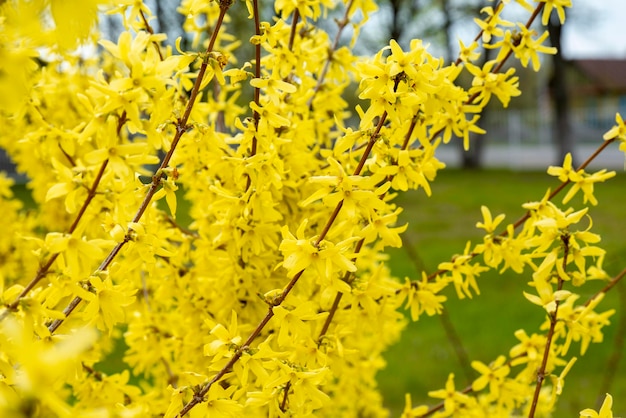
[562,0,626,58]
[373,0,626,61]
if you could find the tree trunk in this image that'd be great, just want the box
[440,0,454,63]
[459,0,489,169]
[389,0,404,43]
[548,9,574,165]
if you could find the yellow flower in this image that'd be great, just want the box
[562,169,615,206]
[523,271,571,314]
[153,175,179,219]
[603,113,626,154]
[401,393,429,418]
[279,220,359,292]
[84,135,159,179]
[580,393,613,418]
[274,0,330,21]
[374,148,444,195]
[250,76,297,105]
[540,0,572,26]
[302,157,381,217]
[438,243,487,299]
[0,319,97,415]
[514,26,557,71]
[204,310,243,362]
[400,274,447,321]
[471,355,510,398]
[466,60,521,108]
[547,153,580,183]
[190,383,244,418]
[428,373,470,414]
[249,101,291,129]
[361,207,407,248]
[458,40,481,63]
[46,233,113,280]
[386,39,426,80]
[45,158,87,213]
[476,205,506,234]
[473,6,513,43]
[509,329,546,362]
[272,302,327,346]
[78,275,136,332]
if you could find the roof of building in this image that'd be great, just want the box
[570,59,626,94]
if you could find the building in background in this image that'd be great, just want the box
[569,59,626,134]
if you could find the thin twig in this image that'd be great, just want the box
[245,0,263,192]
[584,266,626,308]
[162,357,179,388]
[280,381,291,411]
[140,9,164,61]
[403,236,475,384]
[419,137,617,284]
[307,0,355,108]
[527,234,569,418]
[177,72,400,418]
[47,3,232,335]
[288,9,300,51]
[428,2,546,148]
[317,239,364,341]
[596,275,626,408]
[0,112,127,321]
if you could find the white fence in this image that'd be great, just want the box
[482,106,621,145]
[436,105,626,170]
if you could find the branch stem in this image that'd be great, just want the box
[528,234,569,418]
[46,4,232,335]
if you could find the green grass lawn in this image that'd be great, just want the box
[377,169,626,417]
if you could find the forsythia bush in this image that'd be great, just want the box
[0,0,624,416]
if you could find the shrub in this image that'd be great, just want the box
[0,0,622,416]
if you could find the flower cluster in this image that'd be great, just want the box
[0,0,622,417]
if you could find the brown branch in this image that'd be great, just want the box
[0,112,128,321]
[317,291,344,341]
[280,381,291,412]
[162,356,179,388]
[440,308,476,385]
[176,72,401,418]
[528,234,569,418]
[165,215,199,238]
[596,274,626,407]
[68,160,110,233]
[307,0,355,108]
[245,0,263,192]
[418,137,617,284]
[58,142,77,166]
[509,137,615,233]
[584,266,626,308]
[140,9,164,61]
[47,3,233,335]
[317,110,431,351]
[177,307,277,416]
[288,9,300,51]
[317,238,364,341]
